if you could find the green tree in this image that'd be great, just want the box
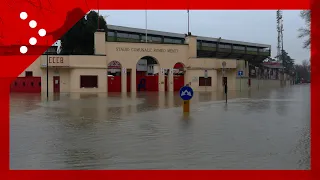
[298,10,310,49]
[276,50,295,74]
[60,11,107,55]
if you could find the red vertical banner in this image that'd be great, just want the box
[311,0,319,175]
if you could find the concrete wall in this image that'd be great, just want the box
[105,42,189,69]
[70,69,107,93]
[18,56,41,77]
[40,68,70,93]
[234,78,292,91]
[105,41,190,92]
[186,69,218,91]
[216,69,238,91]
[37,55,107,93]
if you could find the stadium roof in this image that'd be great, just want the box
[108,24,271,49]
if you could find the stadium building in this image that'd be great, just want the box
[11,25,274,93]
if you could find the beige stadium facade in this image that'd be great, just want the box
[18,25,274,94]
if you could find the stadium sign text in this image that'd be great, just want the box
[116,47,179,53]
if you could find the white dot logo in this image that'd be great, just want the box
[29,20,37,28]
[29,37,37,45]
[20,12,28,20]
[20,46,28,54]
[19,12,47,54]
[38,29,46,37]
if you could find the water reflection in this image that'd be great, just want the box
[10,85,310,170]
[63,149,100,169]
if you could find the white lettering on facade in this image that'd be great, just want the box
[116,47,179,53]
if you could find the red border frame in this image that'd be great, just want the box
[0,0,315,179]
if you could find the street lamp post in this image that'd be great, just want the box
[222,61,227,104]
[46,49,49,101]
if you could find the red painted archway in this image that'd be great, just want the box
[173,62,185,91]
[107,61,122,92]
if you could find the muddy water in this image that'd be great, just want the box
[10,85,310,169]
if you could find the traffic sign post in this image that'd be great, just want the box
[204,70,208,91]
[238,70,243,92]
[222,61,227,104]
[179,85,194,113]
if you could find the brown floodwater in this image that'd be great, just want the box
[10,85,310,170]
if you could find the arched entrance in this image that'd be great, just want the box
[107,60,122,92]
[173,62,185,91]
[136,56,159,91]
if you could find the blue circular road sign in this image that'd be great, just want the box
[179,86,194,101]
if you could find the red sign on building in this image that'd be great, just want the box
[108,61,121,69]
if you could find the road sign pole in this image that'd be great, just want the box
[237,70,244,93]
[240,77,241,92]
[204,70,208,92]
[226,88,227,104]
[180,84,194,114]
[222,61,227,104]
[183,100,190,113]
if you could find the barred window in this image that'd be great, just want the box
[199,77,212,86]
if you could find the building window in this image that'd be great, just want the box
[259,48,270,52]
[107,31,116,41]
[202,42,216,47]
[142,35,162,42]
[117,32,129,38]
[199,77,212,86]
[141,35,148,41]
[25,71,33,77]
[219,44,232,49]
[164,38,174,43]
[151,36,162,42]
[233,45,245,50]
[173,39,183,44]
[247,47,258,52]
[129,33,140,40]
[80,75,98,88]
[163,37,182,44]
[107,31,115,37]
[197,41,201,48]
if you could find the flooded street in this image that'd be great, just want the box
[10,85,310,170]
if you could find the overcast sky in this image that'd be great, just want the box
[100,10,309,64]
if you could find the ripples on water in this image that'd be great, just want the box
[10,85,310,170]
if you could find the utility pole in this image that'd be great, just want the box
[276,10,284,84]
[276,10,283,63]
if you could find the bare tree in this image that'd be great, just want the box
[302,59,310,68]
[298,10,311,49]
